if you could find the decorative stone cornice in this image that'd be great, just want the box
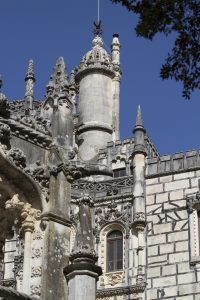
[96,284,145,298]
[50,162,86,183]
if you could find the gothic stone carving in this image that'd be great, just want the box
[94,200,132,242]
[7,148,26,169]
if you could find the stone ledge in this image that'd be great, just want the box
[0,286,36,300]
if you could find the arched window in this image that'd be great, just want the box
[107,230,123,272]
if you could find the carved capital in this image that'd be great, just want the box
[5,194,41,233]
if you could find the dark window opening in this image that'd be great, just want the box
[107,230,123,272]
[113,168,126,178]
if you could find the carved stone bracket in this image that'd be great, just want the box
[186,191,200,213]
[50,162,86,183]
[132,212,146,230]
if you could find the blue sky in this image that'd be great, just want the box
[0,0,199,155]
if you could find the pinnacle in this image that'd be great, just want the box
[50,56,69,87]
[25,59,35,81]
[135,105,143,127]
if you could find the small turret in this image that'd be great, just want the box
[25,59,35,112]
[111,34,120,66]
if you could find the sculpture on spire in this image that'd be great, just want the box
[93,20,102,36]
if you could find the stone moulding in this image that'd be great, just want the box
[75,65,115,82]
[0,286,36,300]
[96,284,145,298]
[0,147,45,210]
[77,122,113,135]
[0,117,51,149]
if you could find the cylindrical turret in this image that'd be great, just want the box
[76,32,121,161]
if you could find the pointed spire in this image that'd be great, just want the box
[133,105,146,134]
[133,105,147,156]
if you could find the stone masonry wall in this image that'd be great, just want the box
[146,170,200,300]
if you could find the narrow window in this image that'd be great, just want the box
[113,168,126,178]
[107,230,123,272]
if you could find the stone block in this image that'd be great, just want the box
[176,296,194,300]
[146,195,155,205]
[148,234,166,246]
[163,286,178,297]
[174,220,188,231]
[165,180,189,191]
[146,178,159,185]
[156,192,168,203]
[148,254,167,265]
[178,262,191,273]
[185,187,199,195]
[146,204,162,214]
[159,175,173,183]
[163,200,186,210]
[168,231,188,242]
[174,171,195,180]
[179,283,200,295]
[178,272,195,284]
[169,252,189,263]
[146,184,164,195]
[147,266,160,278]
[191,177,199,187]
[162,264,176,276]
[160,243,174,254]
[153,275,176,287]
[170,190,184,201]
[148,245,159,256]
[176,241,189,252]
[154,223,172,235]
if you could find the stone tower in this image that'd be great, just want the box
[76,24,121,161]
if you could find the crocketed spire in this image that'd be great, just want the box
[47,57,69,92]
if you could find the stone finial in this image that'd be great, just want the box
[93,20,102,36]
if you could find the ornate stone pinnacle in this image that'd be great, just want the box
[25,59,35,82]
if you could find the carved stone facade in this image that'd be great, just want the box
[0,25,199,300]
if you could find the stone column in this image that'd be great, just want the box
[5,195,41,294]
[64,195,102,300]
[22,224,34,294]
[40,163,83,300]
[132,106,147,288]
